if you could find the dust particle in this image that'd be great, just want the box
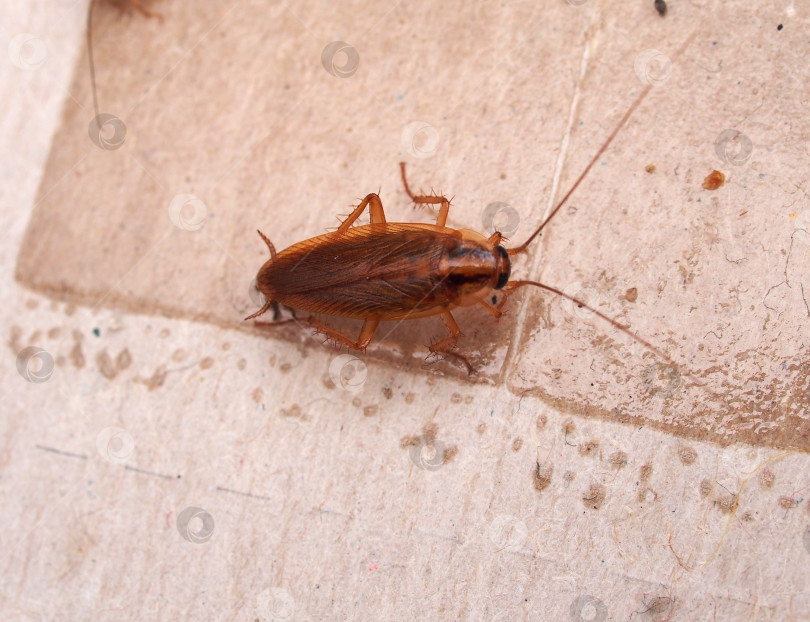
[512,438,523,452]
[579,439,600,457]
[625,287,638,303]
[778,496,799,510]
[759,467,775,488]
[363,404,378,417]
[70,341,86,369]
[443,446,458,463]
[200,357,214,370]
[351,397,361,408]
[222,342,231,351]
[237,358,247,371]
[608,450,628,469]
[279,362,292,373]
[422,423,438,443]
[533,462,553,492]
[138,367,168,391]
[476,423,487,435]
[404,392,415,404]
[699,479,713,497]
[702,169,725,190]
[645,164,656,174]
[678,446,697,465]
[582,483,606,510]
[640,463,653,482]
[536,414,547,431]
[322,374,336,390]
[464,395,473,404]
[252,387,263,403]
[280,404,308,420]
[116,348,132,370]
[268,354,277,367]
[96,350,117,379]
[450,392,462,404]
[400,435,421,449]
[47,327,60,339]
[715,490,737,514]
[159,328,170,338]
[382,386,393,399]
[171,348,186,362]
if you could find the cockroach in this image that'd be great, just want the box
[246,79,684,375]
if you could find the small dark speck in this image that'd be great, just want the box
[92,328,100,337]
[654,0,667,17]
[491,296,497,305]
[397,93,403,100]
[777,24,783,31]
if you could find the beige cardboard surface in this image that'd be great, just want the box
[4,1,810,620]
[15,0,810,451]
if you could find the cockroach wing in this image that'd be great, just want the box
[260,223,459,320]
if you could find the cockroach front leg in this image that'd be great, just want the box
[399,162,452,227]
[337,193,386,232]
[426,311,474,375]
[307,317,380,352]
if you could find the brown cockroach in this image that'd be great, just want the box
[246,83,679,375]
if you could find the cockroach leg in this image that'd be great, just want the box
[399,162,451,227]
[337,193,386,232]
[426,311,474,375]
[306,316,380,352]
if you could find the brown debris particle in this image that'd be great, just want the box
[450,392,463,404]
[702,169,725,190]
[699,479,713,497]
[199,357,214,370]
[625,287,638,303]
[404,392,415,404]
[512,438,523,452]
[536,414,547,432]
[645,164,656,174]
[778,496,799,510]
[476,423,487,435]
[280,404,308,420]
[47,327,60,339]
[582,483,606,510]
[382,386,393,399]
[608,450,628,469]
[678,445,697,465]
[533,462,553,492]
[96,349,117,379]
[116,348,132,370]
[70,341,86,369]
[399,435,420,449]
[640,463,653,482]
[137,366,167,391]
[363,404,378,417]
[252,387,263,403]
[443,446,458,463]
[579,439,600,457]
[237,358,247,370]
[759,467,775,488]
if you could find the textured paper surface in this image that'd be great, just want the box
[4,1,810,620]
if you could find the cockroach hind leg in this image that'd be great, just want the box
[305,316,380,352]
[337,194,386,233]
[425,311,475,375]
[398,162,452,227]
